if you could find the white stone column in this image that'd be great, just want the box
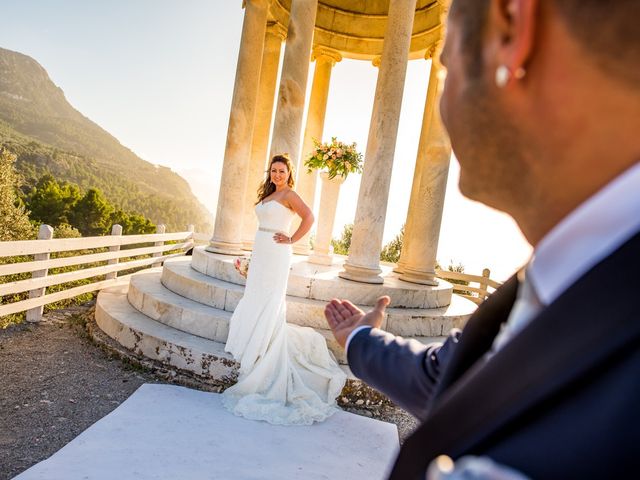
[308,172,345,265]
[241,22,287,250]
[395,45,441,275]
[399,53,451,285]
[340,0,418,284]
[207,0,269,255]
[269,0,319,171]
[293,46,342,255]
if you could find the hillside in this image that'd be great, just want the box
[0,47,212,233]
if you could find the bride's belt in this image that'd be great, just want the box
[258,227,282,233]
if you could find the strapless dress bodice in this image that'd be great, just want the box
[256,201,295,232]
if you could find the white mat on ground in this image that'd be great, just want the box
[14,383,399,480]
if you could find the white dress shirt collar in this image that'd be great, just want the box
[529,162,640,306]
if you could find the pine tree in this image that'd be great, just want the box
[380,225,405,263]
[70,188,114,236]
[0,149,34,241]
[331,223,353,255]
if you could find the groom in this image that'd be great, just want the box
[325,0,640,478]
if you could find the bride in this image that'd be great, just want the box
[222,154,346,425]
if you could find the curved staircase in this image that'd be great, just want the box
[95,247,477,400]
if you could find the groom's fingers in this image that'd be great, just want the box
[331,299,354,320]
[374,296,391,314]
[341,300,362,316]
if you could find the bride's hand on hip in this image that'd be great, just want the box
[273,232,292,244]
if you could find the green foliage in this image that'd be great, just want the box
[110,210,156,235]
[331,223,353,256]
[26,174,81,226]
[21,173,157,236]
[332,223,406,264]
[380,225,405,263]
[69,188,114,236]
[0,148,35,241]
[0,47,212,233]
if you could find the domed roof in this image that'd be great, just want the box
[269,0,445,61]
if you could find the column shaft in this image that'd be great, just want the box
[208,0,269,255]
[293,48,341,255]
[241,23,286,249]
[340,0,418,284]
[399,61,451,285]
[395,56,441,274]
[269,0,318,171]
[308,172,344,265]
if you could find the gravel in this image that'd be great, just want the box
[0,304,417,479]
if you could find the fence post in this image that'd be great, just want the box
[479,268,491,301]
[106,224,123,280]
[26,224,54,323]
[187,224,195,253]
[152,224,166,267]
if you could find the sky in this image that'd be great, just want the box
[0,0,532,280]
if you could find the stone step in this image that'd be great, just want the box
[128,269,232,343]
[162,257,477,337]
[95,285,366,391]
[129,270,353,363]
[191,246,453,309]
[95,284,237,382]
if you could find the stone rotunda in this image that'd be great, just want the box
[95,0,477,400]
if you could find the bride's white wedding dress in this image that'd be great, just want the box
[222,200,346,425]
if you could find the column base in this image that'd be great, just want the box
[393,262,405,274]
[205,240,246,256]
[339,262,384,284]
[399,267,439,286]
[292,243,311,256]
[308,252,334,266]
[241,240,254,251]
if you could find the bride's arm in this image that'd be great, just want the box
[285,191,314,244]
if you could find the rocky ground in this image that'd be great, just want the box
[0,303,417,480]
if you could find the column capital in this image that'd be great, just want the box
[266,21,287,41]
[424,40,443,62]
[371,55,382,68]
[243,0,270,9]
[312,46,342,65]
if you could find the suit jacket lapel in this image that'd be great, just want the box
[429,274,519,406]
[390,231,640,480]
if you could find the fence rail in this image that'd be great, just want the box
[2,224,502,321]
[0,224,196,321]
[436,267,502,305]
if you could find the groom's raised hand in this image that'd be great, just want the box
[324,296,391,348]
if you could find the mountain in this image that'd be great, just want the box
[0,47,213,233]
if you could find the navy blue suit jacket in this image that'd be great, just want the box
[348,231,640,479]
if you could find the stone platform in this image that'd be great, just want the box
[94,249,477,401]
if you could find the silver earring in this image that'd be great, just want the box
[495,65,510,88]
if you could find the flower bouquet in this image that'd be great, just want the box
[304,137,363,180]
[234,257,250,278]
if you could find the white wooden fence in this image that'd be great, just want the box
[0,224,199,321]
[436,267,502,304]
[1,224,502,322]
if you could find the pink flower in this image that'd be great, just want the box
[323,154,329,160]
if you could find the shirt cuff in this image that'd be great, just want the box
[345,325,373,356]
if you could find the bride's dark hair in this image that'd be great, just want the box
[255,154,295,204]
